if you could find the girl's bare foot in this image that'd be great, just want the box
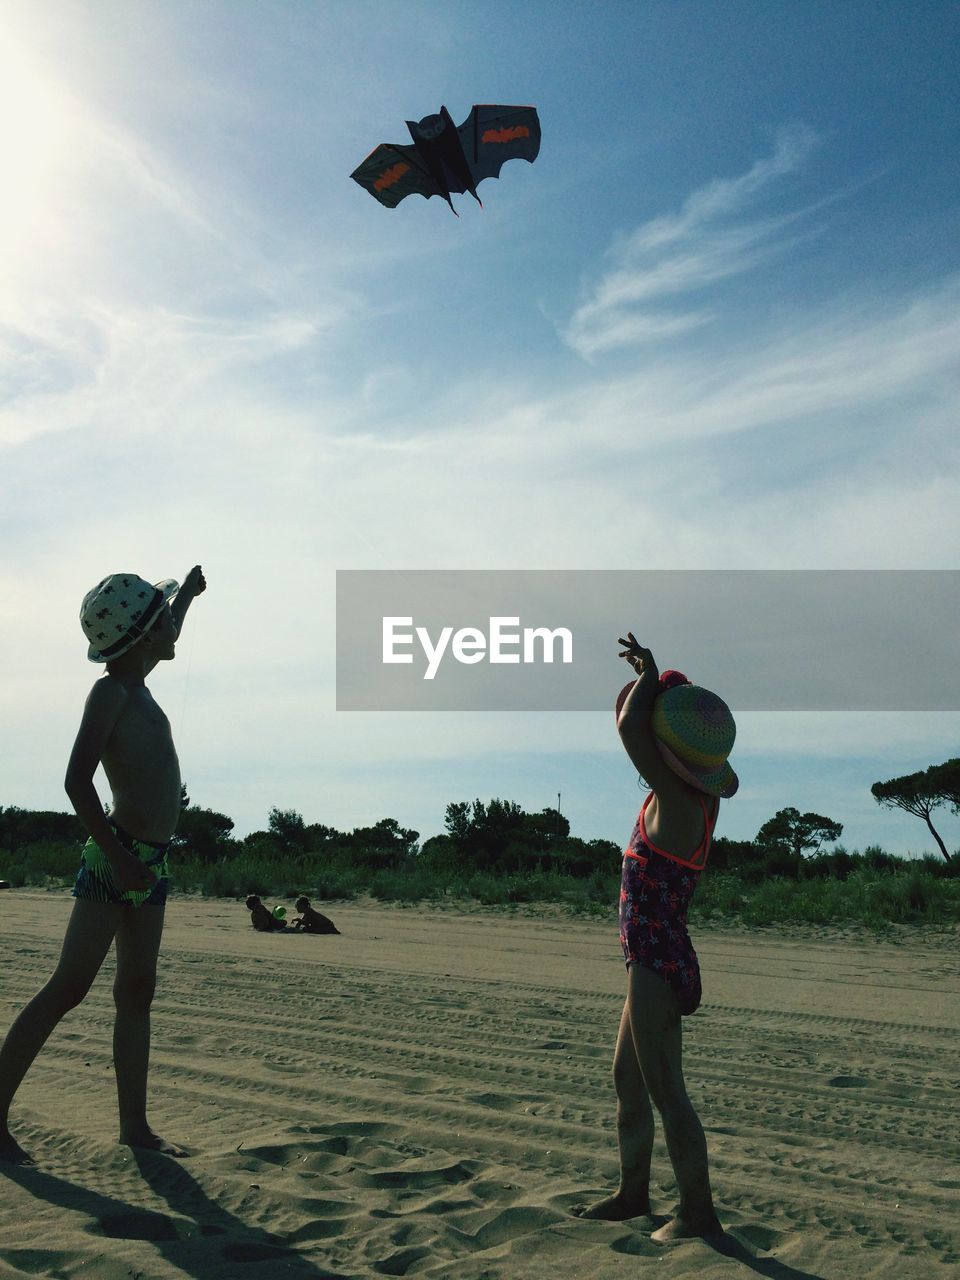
[651,1211,723,1242]
[574,1188,652,1220]
[0,1130,35,1165]
[119,1128,188,1157]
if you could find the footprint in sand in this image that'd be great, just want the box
[3,1249,88,1276]
[233,1142,296,1168]
[299,1135,420,1173]
[469,1206,567,1250]
[283,1208,364,1245]
[467,1089,551,1112]
[372,1245,432,1276]
[296,1120,396,1139]
[359,1160,478,1191]
[728,1223,787,1254]
[262,1059,301,1074]
[608,1232,663,1257]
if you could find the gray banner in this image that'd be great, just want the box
[336,570,960,711]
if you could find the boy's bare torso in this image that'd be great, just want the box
[101,679,181,843]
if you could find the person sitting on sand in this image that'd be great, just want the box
[245,895,288,931]
[291,896,340,935]
[576,633,737,1243]
[0,567,206,1165]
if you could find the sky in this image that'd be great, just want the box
[1,0,958,858]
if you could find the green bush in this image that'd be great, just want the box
[0,840,80,887]
[4,829,958,929]
[740,876,840,926]
[1,862,28,888]
[368,868,444,903]
[175,852,363,901]
[690,871,746,918]
[691,863,960,928]
[305,866,364,900]
[465,873,510,905]
[191,861,239,898]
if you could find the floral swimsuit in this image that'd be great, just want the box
[618,790,718,1016]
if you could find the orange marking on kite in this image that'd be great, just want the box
[374,162,411,192]
[481,125,530,145]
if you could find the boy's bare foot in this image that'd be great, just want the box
[573,1188,652,1220]
[119,1129,189,1157]
[651,1212,723,1242]
[0,1131,35,1165]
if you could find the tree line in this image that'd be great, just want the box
[1,757,957,880]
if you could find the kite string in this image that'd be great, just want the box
[177,624,196,756]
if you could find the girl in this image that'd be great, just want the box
[579,632,737,1241]
[291,896,340,935]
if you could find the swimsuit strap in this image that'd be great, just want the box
[638,790,719,871]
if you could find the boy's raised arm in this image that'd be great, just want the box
[171,565,206,637]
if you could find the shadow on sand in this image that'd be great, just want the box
[706,1229,829,1280]
[2,1148,351,1279]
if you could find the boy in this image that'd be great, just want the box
[0,566,205,1164]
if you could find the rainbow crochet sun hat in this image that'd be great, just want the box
[651,673,738,798]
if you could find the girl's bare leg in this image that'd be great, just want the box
[577,996,655,1219]
[0,901,121,1163]
[626,965,722,1241]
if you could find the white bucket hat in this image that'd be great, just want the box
[80,573,179,663]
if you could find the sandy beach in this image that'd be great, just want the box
[0,889,958,1279]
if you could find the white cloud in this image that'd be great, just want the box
[661,123,819,235]
[352,273,960,474]
[0,18,368,457]
[561,125,820,357]
[0,299,355,449]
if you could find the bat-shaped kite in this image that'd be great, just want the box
[350,103,541,215]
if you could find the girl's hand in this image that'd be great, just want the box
[617,632,658,679]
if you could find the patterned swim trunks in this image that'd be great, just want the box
[619,847,703,1016]
[72,820,170,908]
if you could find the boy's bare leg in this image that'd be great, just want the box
[577,996,654,1219]
[626,966,723,1241]
[112,904,185,1156]
[0,901,122,1163]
